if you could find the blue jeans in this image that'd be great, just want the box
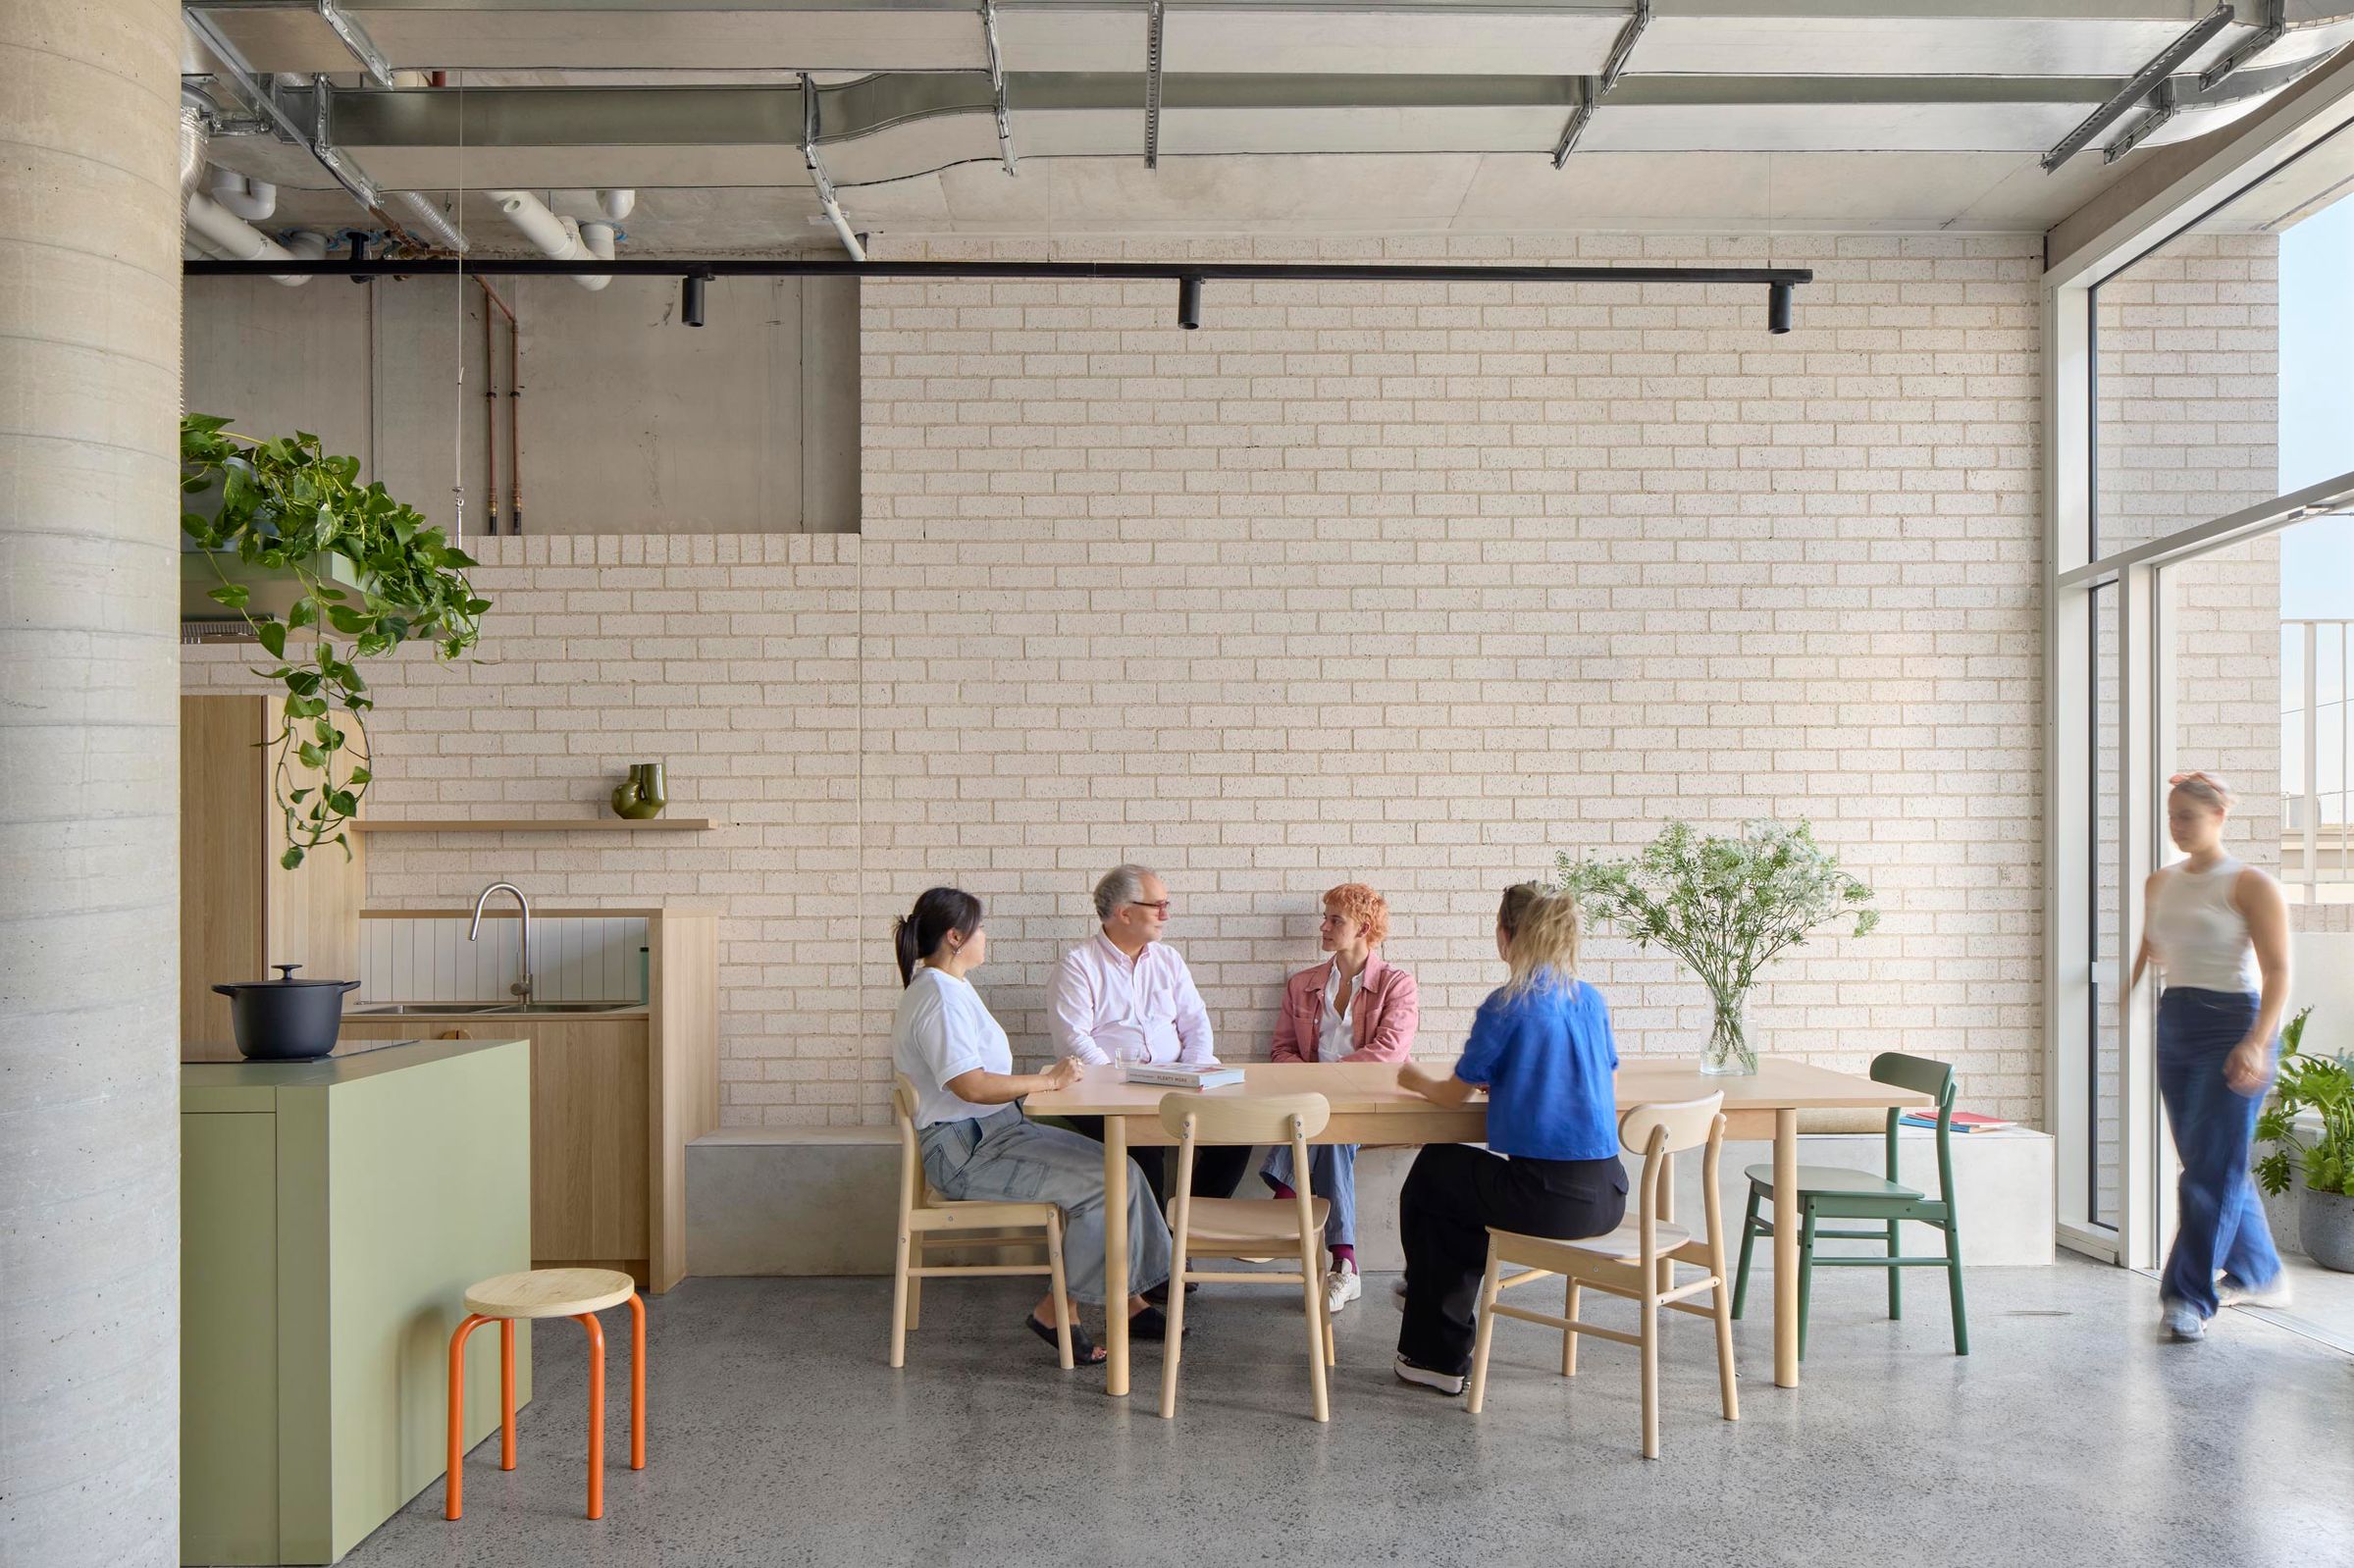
[2157,987,2283,1319]
[919,1105,1172,1307]
[1262,1142,1357,1250]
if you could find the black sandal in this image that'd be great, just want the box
[1127,1303,1177,1341]
[1026,1312,1105,1366]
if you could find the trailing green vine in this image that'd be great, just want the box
[181,415,489,867]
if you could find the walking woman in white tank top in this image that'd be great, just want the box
[2127,771,2294,1340]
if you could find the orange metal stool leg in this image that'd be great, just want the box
[576,1313,606,1520]
[498,1320,518,1470]
[445,1313,492,1520]
[627,1293,647,1470]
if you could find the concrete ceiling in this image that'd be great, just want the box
[182,0,2354,248]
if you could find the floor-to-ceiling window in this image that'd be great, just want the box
[2052,107,2354,1280]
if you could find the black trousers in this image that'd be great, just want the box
[1060,1117,1252,1211]
[1397,1142,1628,1377]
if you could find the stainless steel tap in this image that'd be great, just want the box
[468,882,534,1004]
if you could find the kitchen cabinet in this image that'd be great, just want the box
[337,908,718,1291]
[181,1037,530,1565]
[181,694,364,1049]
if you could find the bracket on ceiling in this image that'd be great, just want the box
[1553,0,1647,167]
[1144,0,1167,169]
[801,75,868,262]
[2200,0,2285,91]
[2104,78,2178,164]
[980,0,1018,174]
[2040,1,2233,172]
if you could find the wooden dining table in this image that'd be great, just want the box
[1025,1057,1931,1398]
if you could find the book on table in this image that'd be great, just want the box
[1901,1110,2014,1133]
[1119,1062,1245,1089]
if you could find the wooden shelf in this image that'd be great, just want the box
[349,817,721,834]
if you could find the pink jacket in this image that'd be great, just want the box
[1269,953,1419,1065]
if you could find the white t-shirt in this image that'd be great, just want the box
[893,967,1014,1128]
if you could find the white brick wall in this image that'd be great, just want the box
[188,234,2052,1126]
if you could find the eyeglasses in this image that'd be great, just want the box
[1125,900,1173,915]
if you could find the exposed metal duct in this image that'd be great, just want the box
[392,189,468,252]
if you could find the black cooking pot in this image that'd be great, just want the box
[212,964,361,1061]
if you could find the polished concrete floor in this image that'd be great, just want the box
[334,1258,2354,1568]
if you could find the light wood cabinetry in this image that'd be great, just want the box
[337,909,719,1292]
[181,694,364,1049]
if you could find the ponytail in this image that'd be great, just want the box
[895,887,984,986]
[1497,881,1579,995]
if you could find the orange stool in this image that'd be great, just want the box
[445,1268,645,1521]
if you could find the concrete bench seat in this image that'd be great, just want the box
[687,1123,2054,1278]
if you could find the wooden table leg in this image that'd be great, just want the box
[1104,1115,1130,1398]
[1773,1107,1800,1388]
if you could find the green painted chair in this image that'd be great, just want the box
[1730,1052,1968,1358]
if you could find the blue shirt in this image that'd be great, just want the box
[1452,975,1619,1162]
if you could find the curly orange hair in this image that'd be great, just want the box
[1323,882,1390,947]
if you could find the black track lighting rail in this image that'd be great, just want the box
[184,257,1812,333]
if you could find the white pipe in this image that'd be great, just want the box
[597,187,635,221]
[206,168,276,222]
[485,188,612,290]
[820,194,865,263]
[576,222,615,292]
[184,190,308,286]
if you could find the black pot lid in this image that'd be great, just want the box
[227,964,358,988]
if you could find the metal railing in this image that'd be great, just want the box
[2284,617,2351,891]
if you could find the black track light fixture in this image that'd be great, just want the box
[1767,281,1793,336]
[1177,275,1202,331]
[682,270,708,328]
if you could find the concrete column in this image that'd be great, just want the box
[0,0,185,1561]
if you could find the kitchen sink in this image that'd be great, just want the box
[507,1002,643,1014]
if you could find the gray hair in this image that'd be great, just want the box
[1093,863,1155,921]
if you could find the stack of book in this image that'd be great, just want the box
[1119,1062,1244,1089]
[1901,1109,2014,1133]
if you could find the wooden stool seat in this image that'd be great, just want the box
[446,1268,646,1523]
[1504,1220,1695,1264]
[464,1267,637,1320]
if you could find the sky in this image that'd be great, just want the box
[2279,191,2354,621]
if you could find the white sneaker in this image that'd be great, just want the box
[2161,1300,2207,1342]
[2217,1276,2293,1310]
[1393,1354,1465,1396]
[1324,1264,1363,1315]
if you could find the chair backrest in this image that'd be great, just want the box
[891,1073,927,1212]
[1157,1090,1331,1146]
[1617,1093,1725,1159]
[1872,1051,1958,1197]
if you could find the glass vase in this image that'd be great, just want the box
[1702,987,1757,1076]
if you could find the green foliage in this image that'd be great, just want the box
[1555,818,1878,1014]
[181,414,487,866]
[2255,1007,2353,1198]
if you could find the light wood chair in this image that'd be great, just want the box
[889,1074,1075,1370]
[1466,1093,1738,1459]
[445,1267,644,1521]
[1158,1090,1338,1422]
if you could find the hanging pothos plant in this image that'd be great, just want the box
[181,414,489,867]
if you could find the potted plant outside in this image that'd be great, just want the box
[2256,1007,2354,1272]
[180,415,490,867]
[1556,819,1877,1075]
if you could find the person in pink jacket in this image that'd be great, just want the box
[1264,882,1420,1313]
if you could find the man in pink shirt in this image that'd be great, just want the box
[1049,864,1250,1220]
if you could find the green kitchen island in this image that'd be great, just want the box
[182,1036,533,1565]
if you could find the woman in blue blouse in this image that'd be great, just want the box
[1391,883,1626,1394]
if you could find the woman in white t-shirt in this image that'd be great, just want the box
[2128,771,2293,1341]
[892,887,1174,1365]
